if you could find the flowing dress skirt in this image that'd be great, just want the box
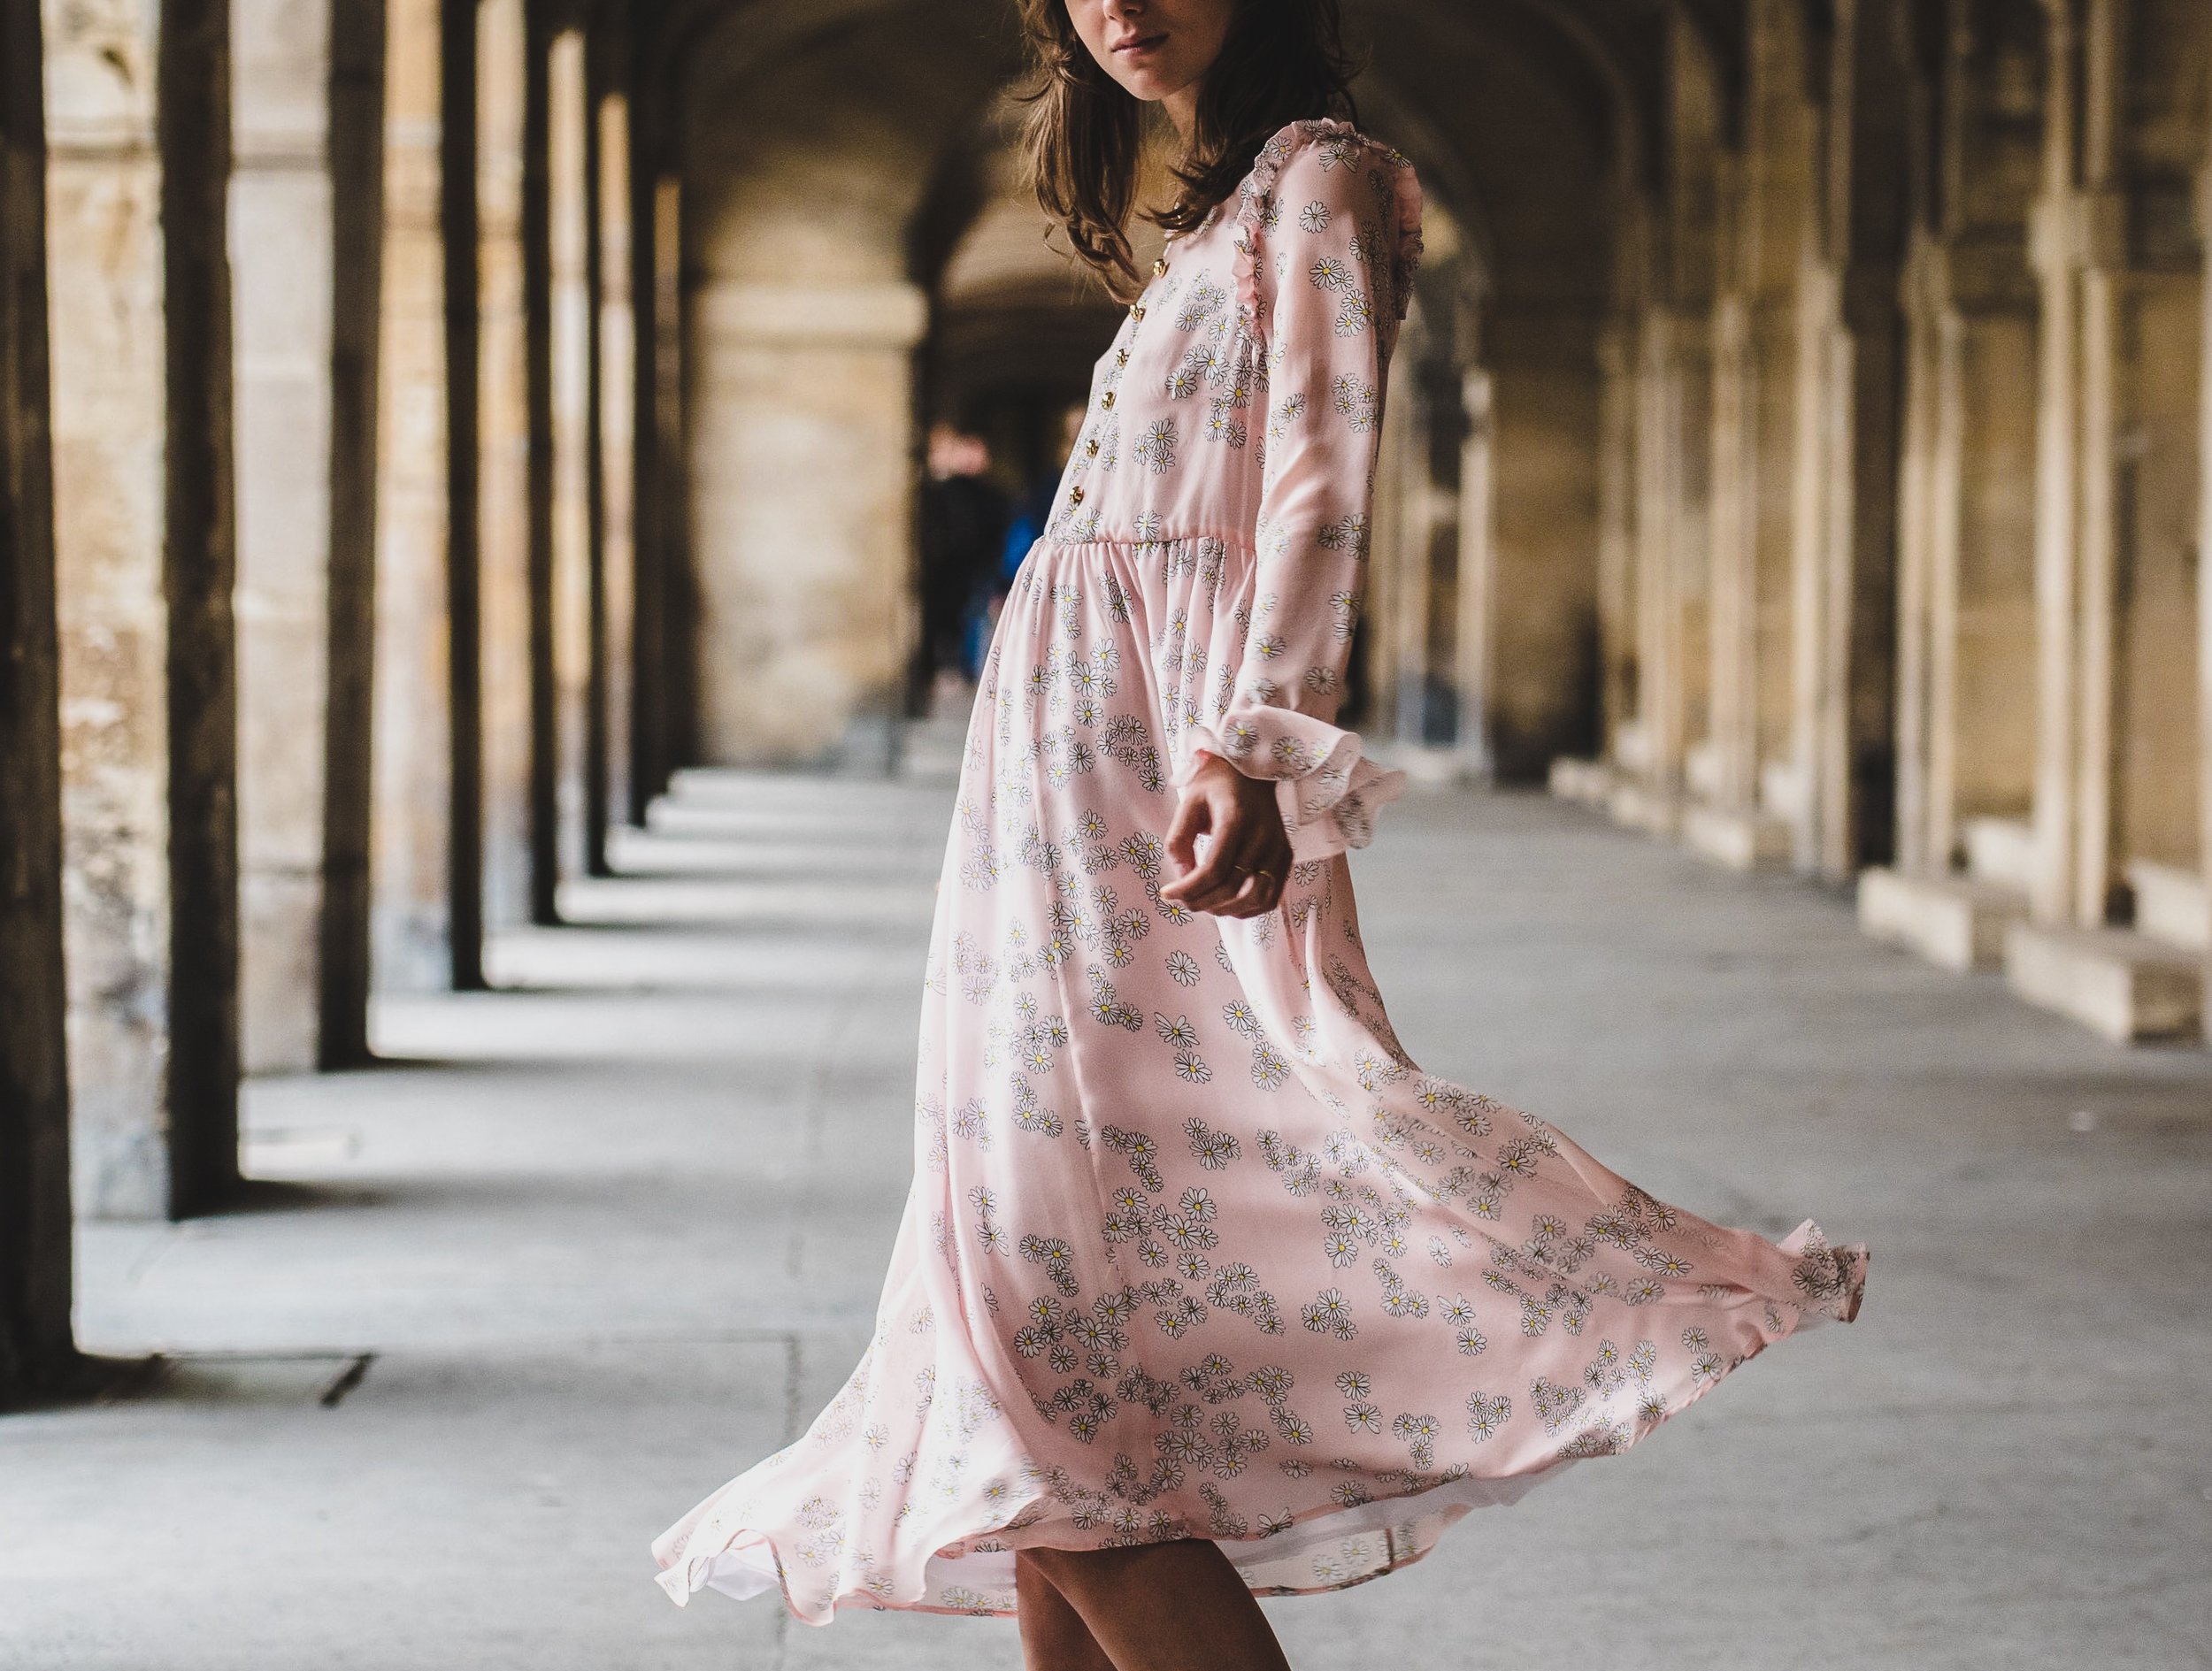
[651,533,1868,1623]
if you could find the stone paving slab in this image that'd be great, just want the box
[13,770,2211,1670]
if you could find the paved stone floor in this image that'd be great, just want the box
[6,763,2210,1670]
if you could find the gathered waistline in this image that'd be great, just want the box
[1028,529,1259,560]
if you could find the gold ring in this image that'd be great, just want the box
[1232,863,1250,876]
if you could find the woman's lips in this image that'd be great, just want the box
[1116,31,1167,54]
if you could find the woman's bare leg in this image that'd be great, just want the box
[1016,1550,1117,1671]
[1016,1541,1291,1671]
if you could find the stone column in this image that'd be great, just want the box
[1707,289,1758,814]
[1631,305,1688,816]
[549,27,589,886]
[1889,235,1943,879]
[229,0,386,1072]
[230,0,332,1074]
[47,0,242,1218]
[477,0,533,935]
[2200,158,2212,997]
[1453,366,1495,775]
[687,279,926,765]
[157,1,242,1212]
[2026,1,2085,928]
[370,0,452,995]
[522,0,557,925]
[0,0,77,1400]
[1378,323,1435,747]
[317,0,388,1065]
[591,80,634,866]
[625,107,664,823]
[1594,319,1637,762]
[441,0,484,987]
[1788,0,1906,882]
[637,166,687,793]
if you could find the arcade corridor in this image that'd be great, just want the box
[3,1,2212,1660]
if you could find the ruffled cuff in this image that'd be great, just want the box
[1173,720,1408,864]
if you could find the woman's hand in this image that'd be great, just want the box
[1160,754,1293,918]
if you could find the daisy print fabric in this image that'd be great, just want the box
[652,118,1867,1626]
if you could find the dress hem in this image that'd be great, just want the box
[652,1227,1863,1629]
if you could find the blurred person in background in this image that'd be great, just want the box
[973,401,1088,677]
[912,422,1008,712]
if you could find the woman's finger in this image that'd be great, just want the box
[1163,801,1242,902]
[1180,825,1271,915]
[1163,789,1210,878]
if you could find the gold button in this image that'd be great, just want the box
[1101,390,1115,409]
[1084,438,1099,456]
[1153,257,1168,278]
[1129,304,1146,320]
[1069,485,1084,504]
[1116,349,1129,367]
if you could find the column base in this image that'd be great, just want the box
[1607,779,1681,838]
[2003,923,2204,1045]
[1546,756,1613,806]
[1856,868,2028,971]
[1962,816,2036,892]
[2126,861,2210,952]
[1682,802,1794,871]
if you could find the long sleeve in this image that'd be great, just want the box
[1175,123,1424,863]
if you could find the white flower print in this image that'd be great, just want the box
[1298,199,1332,233]
[1134,418,1179,475]
[1332,372,1379,431]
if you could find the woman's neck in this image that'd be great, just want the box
[1163,82,1200,147]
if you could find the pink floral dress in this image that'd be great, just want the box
[652,118,1867,1625]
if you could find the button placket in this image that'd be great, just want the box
[1071,241,1179,509]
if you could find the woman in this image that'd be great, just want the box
[653,4,1867,1667]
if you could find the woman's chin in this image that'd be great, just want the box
[1110,64,1199,104]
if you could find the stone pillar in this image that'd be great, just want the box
[591,80,634,866]
[317,0,388,1064]
[371,0,452,994]
[157,1,242,1210]
[1707,289,1758,814]
[441,0,484,987]
[521,1,557,925]
[1632,306,1688,809]
[625,111,663,822]
[47,0,242,1218]
[1453,366,1495,775]
[1594,318,1637,760]
[2026,2,2085,928]
[1376,319,1437,747]
[230,0,386,1072]
[230,0,332,1074]
[687,280,926,766]
[2200,158,2212,993]
[1787,0,1906,882]
[549,27,589,885]
[476,0,533,934]
[648,168,690,779]
[1888,238,1935,879]
[1,0,78,1400]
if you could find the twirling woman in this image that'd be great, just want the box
[653,4,1866,1665]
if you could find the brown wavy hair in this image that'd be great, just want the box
[1016,0,1361,296]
